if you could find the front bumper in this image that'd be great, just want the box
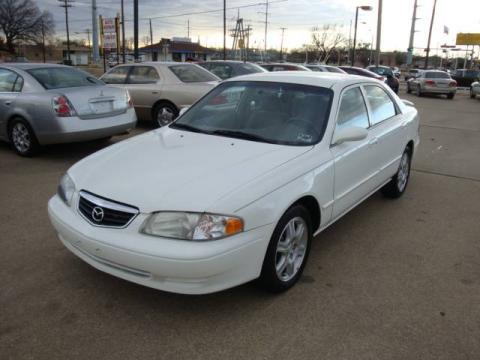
[48,195,273,294]
[37,108,137,145]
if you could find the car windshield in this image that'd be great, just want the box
[27,67,104,89]
[169,64,219,83]
[325,66,344,73]
[425,72,450,79]
[170,81,333,146]
[370,67,393,76]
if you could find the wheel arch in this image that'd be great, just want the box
[151,99,179,119]
[289,195,321,234]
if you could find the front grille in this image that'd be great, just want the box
[78,190,139,228]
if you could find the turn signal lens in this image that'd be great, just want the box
[225,218,244,235]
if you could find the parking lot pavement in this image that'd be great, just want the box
[1,94,479,360]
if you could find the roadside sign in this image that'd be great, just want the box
[456,33,480,46]
[104,33,117,50]
[103,18,116,34]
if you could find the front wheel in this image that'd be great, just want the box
[470,88,476,99]
[259,205,312,293]
[407,84,412,94]
[416,86,423,97]
[381,148,412,198]
[8,118,40,157]
[447,93,455,100]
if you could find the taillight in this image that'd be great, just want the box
[449,80,457,87]
[52,95,76,117]
[425,80,435,86]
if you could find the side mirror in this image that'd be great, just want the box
[332,126,368,146]
[179,107,189,116]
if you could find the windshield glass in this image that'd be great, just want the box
[169,64,219,83]
[27,67,104,89]
[425,72,450,79]
[170,81,333,146]
[239,63,266,74]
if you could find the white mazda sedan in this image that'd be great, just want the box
[48,72,419,294]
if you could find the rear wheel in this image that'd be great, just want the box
[381,147,412,199]
[470,88,476,99]
[447,93,455,100]
[8,118,40,157]
[152,102,178,128]
[259,205,312,293]
[415,86,423,97]
[407,84,412,94]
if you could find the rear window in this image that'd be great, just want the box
[325,66,344,73]
[425,72,450,79]
[169,65,219,83]
[239,63,265,74]
[27,67,103,89]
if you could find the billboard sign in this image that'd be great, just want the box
[456,33,480,46]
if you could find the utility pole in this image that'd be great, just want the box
[280,27,286,60]
[424,0,437,69]
[41,20,46,63]
[187,19,190,39]
[121,0,126,63]
[133,0,139,61]
[406,0,418,66]
[246,25,252,62]
[375,0,383,66]
[86,29,91,48]
[92,0,99,63]
[264,0,269,54]
[352,7,359,66]
[58,0,73,64]
[149,18,154,59]
[223,0,226,60]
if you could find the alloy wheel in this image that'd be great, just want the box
[156,107,175,127]
[12,123,31,153]
[397,152,410,192]
[275,217,308,282]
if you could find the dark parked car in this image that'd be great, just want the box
[339,66,399,94]
[260,63,311,72]
[366,65,400,93]
[198,61,267,80]
[305,64,347,73]
[452,69,480,87]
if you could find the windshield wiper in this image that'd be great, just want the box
[170,123,209,134]
[211,129,276,144]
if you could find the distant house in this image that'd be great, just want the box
[63,46,91,65]
[141,37,214,62]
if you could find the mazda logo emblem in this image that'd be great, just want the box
[91,206,104,222]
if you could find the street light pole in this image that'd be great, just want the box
[424,0,438,69]
[375,0,383,66]
[352,6,373,66]
[121,0,126,63]
[223,0,226,60]
[133,0,139,61]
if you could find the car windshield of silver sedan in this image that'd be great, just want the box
[170,81,333,146]
[26,67,104,89]
[169,65,219,83]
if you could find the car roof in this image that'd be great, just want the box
[224,71,380,88]
[1,63,72,70]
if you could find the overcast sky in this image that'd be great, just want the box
[39,0,480,56]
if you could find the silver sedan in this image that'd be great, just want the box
[0,64,137,156]
[101,62,220,127]
[406,70,457,99]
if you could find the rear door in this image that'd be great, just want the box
[362,84,405,184]
[0,68,23,138]
[124,65,162,120]
[331,85,379,218]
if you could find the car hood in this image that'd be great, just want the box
[69,128,312,213]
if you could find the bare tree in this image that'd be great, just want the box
[310,24,346,64]
[0,0,55,54]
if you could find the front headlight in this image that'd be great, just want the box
[141,212,244,241]
[57,173,76,206]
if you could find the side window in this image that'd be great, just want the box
[13,76,24,92]
[209,64,233,80]
[336,87,369,130]
[364,85,397,125]
[0,69,18,92]
[102,66,130,84]
[128,66,160,84]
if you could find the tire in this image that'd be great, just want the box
[8,118,40,157]
[152,102,178,128]
[447,93,455,100]
[381,147,412,199]
[259,205,312,293]
[407,85,412,94]
[415,86,423,97]
[470,88,476,99]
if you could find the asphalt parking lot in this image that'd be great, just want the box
[1,92,479,360]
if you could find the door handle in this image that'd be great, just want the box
[5,101,12,106]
